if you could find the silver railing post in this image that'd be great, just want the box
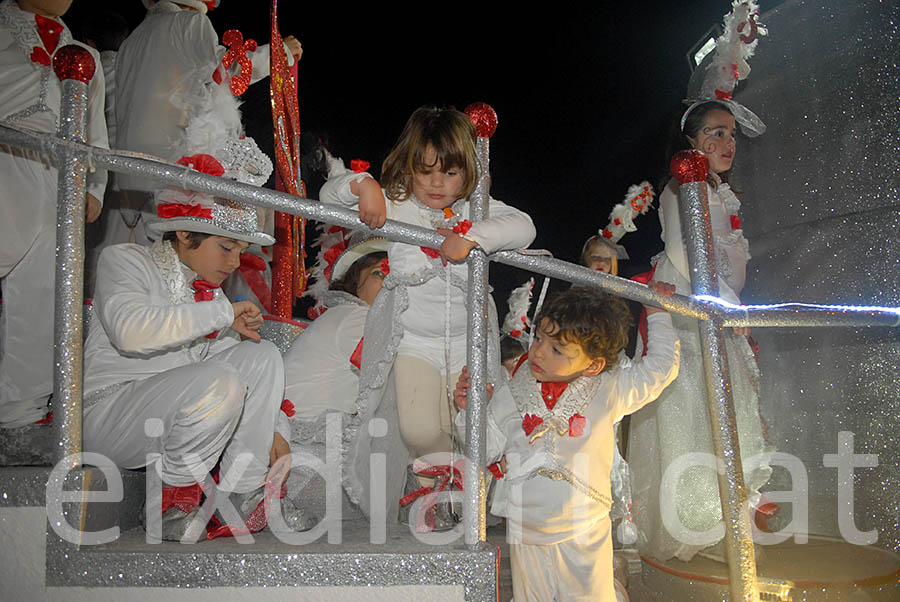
[672,150,759,602]
[50,46,96,467]
[462,104,496,548]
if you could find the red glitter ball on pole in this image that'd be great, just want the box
[464,102,498,139]
[670,149,709,185]
[52,45,95,84]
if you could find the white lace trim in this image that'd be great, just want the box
[0,1,73,125]
[147,239,215,362]
[505,361,613,509]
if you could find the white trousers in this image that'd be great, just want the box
[83,340,284,493]
[510,519,614,602]
[0,148,58,427]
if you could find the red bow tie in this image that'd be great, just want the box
[192,279,221,339]
[540,381,569,411]
[192,279,219,302]
[30,14,62,66]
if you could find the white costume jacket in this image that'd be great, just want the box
[458,312,679,545]
[0,0,108,425]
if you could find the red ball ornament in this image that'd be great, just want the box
[464,102,498,139]
[52,45,95,84]
[670,150,709,185]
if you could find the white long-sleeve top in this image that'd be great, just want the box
[84,243,238,396]
[0,0,108,205]
[319,170,536,371]
[657,179,750,304]
[114,1,289,191]
[457,312,679,545]
[283,301,368,420]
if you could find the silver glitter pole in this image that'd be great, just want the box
[50,47,96,467]
[463,132,491,549]
[674,152,759,602]
[3,124,900,329]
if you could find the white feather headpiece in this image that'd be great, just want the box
[682,0,768,137]
[501,278,534,339]
[595,181,655,260]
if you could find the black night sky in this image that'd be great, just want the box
[64,0,785,310]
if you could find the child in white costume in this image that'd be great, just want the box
[283,231,389,421]
[455,287,679,601]
[319,107,535,525]
[628,100,773,562]
[113,0,300,239]
[280,230,389,513]
[0,0,108,427]
[83,113,300,538]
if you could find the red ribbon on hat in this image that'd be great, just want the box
[157,203,213,219]
[176,153,225,176]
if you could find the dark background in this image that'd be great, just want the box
[64,0,785,313]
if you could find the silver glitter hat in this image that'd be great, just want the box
[681,0,767,137]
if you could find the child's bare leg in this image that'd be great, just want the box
[394,355,459,486]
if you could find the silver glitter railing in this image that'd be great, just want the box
[674,153,756,601]
[3,61,900,598]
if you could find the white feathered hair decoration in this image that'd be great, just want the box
[597,181,655,259]
[502,278,535,339]
[683,0,768,136]
[304,223,349,314]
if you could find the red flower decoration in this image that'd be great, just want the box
[30,46,51,66]
[176,153,225,177]
[601,228,613,239]
[350,159,370,173]
[379,257,390,275]
[568,414,586,437]
[509,329,522,338]
[715,89,733,101]
[730,215,742,230]
[487,462,505,480]
[452,219,472,235]
[522,414,544,436]
[420,247,441,259]
[613,218,621,226]
[280,399,296,418]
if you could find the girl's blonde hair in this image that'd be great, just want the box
[381,106,479,202]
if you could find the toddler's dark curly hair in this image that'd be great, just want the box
[534,287,632,370]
